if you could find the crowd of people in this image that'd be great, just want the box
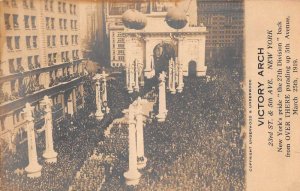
[69,154,106,191]
[1,58,245,190]
[99,62,245,190]
[0,73,133,191]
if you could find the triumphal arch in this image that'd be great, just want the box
[123,12,207,79]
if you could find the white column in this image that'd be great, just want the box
[196,37,207,76]
[101,71,110,113]
[177,59,184,93]
[169,59,176,94]
[144,39,152,78]
[93,74,104,120]
[124,104,141,185]
[128,62,134,93]
[157,72,168,122]
[136,97,147,169]
[24,103,42,178]
[168,59,172,90]
[139,63,145,87]
[42,96,58,163]
[126,62,130,89]
[134,60,139,92]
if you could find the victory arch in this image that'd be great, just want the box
[123,14,207,79]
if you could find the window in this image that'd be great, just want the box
[47,36,51,47]
[66,51,69,61]
[11,80,16,92]
[28,56,34,70]
[29,0,34,9]
[26,36,31,48]
[15,36,20,49]
[46,17,50,29]
[60,35,63,46]
[33,36,37,48]
[64,19,67,30]
[5,14,11,30]
[71,35,74,45]
[74,20,77,29]
[13,14,19,29]
[1,118,5,131]
[61,52,65,62]
[62,2,66,13]
[12,0,17,7]
[4,0,9,6]
[52,35,56,47]
[65,35,68,45]
[34,55,40,68]
[59,19,62,29]
[16,58,24,72]
[45,0,48,10]
[58,2,61,12]
[23,0,29,8]
[50,0,53,11]
[53,53,57,63]
[70,20,73,29]
[35,74,40,85]
[119,56,124,61]
[31,16,36,29]
[48,54,52,65]
[70,4,73,14]
[51,18,55,29]
[9,59,15,73]
[75,35,78,44]
[76,50,79,59]
[73,5,76,15]
[7,36,13,50]
[24,15,30,29]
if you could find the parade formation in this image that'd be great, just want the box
[0,1,245,190]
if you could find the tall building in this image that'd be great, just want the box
[197,0,244,49]
[104,0,199,68]
[79,0,105,63]
[0,0,85,151]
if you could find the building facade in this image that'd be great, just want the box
[197,0,244,49]
[104,0,201,70]
[0,0,85,151]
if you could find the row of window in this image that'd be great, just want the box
[4,14,36,30]
[4,50,79,74]
[4,14,78,31]
[45,18,78,30]
[8,55,40,74]
[47,50,80,65]
[111,62,124,67]
[3,0,35,9]
[112,56,124,61]
[45,0,77,15]
[47,35,79,48]
[6,36,38,50]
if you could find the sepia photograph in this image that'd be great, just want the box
[3,0,289,190]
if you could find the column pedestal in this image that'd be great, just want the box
[43,151,58,163]
[124,104,141,186]
[124,170,141,186]
[42,95,58,163]
[156,111,168,122]
[23,103,42,178]
[95,110,104,120]
[136,97,147,169]
[93,77,104,120]
[157,72,168,122]
[25,163,42,178]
